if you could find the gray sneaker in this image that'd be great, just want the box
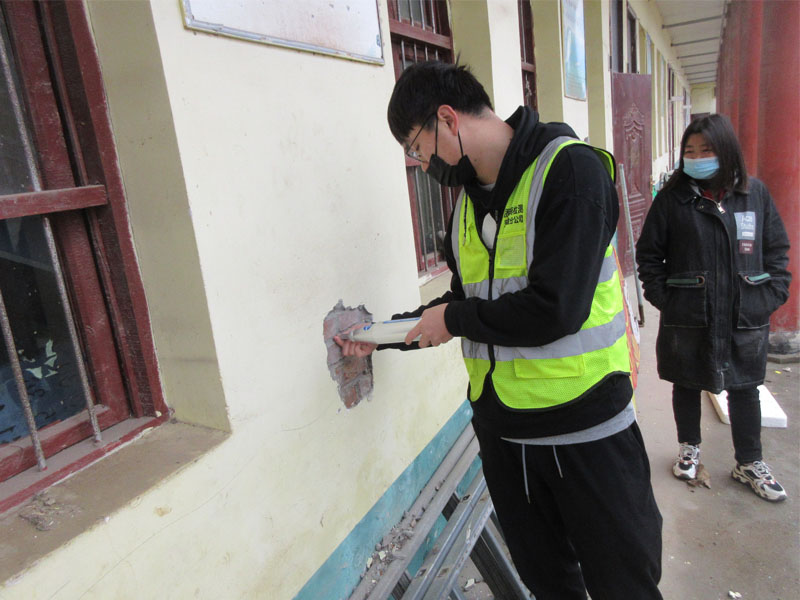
[673,443,700,480]
[732,461,787,502]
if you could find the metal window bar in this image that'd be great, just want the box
[43,215,101,444]
[0,290,46,470]
[425,173,439,269]
[432,179,445,265]
[0,6,102,471]
[413,168,431,271]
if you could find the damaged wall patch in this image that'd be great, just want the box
[323,300,374,408]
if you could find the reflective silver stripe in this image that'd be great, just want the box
[492,254,614,298]
[494,309,627,361]
[525,136,578,270]
[462,338,490,360]
[451,190,466,278]
[464,280,490,299]
[598,253,616,283]
[493,276,527,297]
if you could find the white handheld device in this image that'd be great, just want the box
[342,318,421,344]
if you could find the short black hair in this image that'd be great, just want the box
[663,113,748,193]
[387,61,493,143]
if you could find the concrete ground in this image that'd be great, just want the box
[636,294,799,600]
[458,289,799,600]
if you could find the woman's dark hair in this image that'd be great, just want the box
[661,113,748,194]
[387,61,493,143]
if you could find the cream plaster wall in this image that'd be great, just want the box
[1,1,466,598]
[691,83,716,115]
[485,0,526,118]
[629,0,690,167]
[532,0,589,140]
[585,0,613,150]
[451,0,524,120]
[532,0,564,123]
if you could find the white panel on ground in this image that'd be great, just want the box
[706,385,788,428]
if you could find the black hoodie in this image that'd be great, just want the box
[387,106,632,438]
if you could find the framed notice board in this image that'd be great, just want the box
[181,0,384,65]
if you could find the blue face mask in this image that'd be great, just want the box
[683,156,719,180]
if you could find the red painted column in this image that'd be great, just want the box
[718,3,741,125]
[735,0,762,174]
[758,0,800,337]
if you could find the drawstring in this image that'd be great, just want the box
[552,446,564,479]
[522,445,565,503]
[522,444,531,504]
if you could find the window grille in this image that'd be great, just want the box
[389,1,457,277]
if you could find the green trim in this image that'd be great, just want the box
[666,277,703,286]
[292,400,473,600]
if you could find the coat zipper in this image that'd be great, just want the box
[487,209,499,372]
[699,194,733,388]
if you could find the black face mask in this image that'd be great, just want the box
[426,119,477,187]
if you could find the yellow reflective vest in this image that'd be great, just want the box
[451,136,630,410]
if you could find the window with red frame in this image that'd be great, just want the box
[518,0,537,110]
[388,0,458,278]
[0,0,164,491]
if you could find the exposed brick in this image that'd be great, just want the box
[323,301,374,408]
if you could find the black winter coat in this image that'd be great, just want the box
[636,176,791,392]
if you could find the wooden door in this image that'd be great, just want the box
[611,73,652,276]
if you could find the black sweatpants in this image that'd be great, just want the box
[473,420,663,600]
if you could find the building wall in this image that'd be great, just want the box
[1,0,467,598]
[691,83,717,115]
[628,0,690,179]
[0,2,707,598]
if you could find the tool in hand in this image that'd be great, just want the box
[340,318,422,344]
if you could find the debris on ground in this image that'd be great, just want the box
[686,463,711,489]
[18,491,81,531]
[728,591,742,599]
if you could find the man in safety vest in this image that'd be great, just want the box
[337,61,663,600]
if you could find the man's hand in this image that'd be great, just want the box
[334,323,377,358]
[406,304,453,347]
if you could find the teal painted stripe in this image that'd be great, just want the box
[293,400,473,600]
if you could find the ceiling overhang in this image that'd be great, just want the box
[654,0,726,87]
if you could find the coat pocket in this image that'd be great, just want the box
[736,272,773,329]
[663,271,708,327]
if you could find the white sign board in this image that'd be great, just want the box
[182,0,384,65]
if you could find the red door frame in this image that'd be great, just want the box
[611,72,653,277]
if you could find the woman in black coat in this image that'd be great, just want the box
[636,114,791,502]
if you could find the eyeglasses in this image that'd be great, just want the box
[405,112,437,162]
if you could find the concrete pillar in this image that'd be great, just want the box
[735,0,763,174]
[531,0,564,123]
[450,0,525,119]
[717,2,740,125]
[585,0,613,150]
[757,0,800,344]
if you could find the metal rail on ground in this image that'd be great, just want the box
[348,424,532,600]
